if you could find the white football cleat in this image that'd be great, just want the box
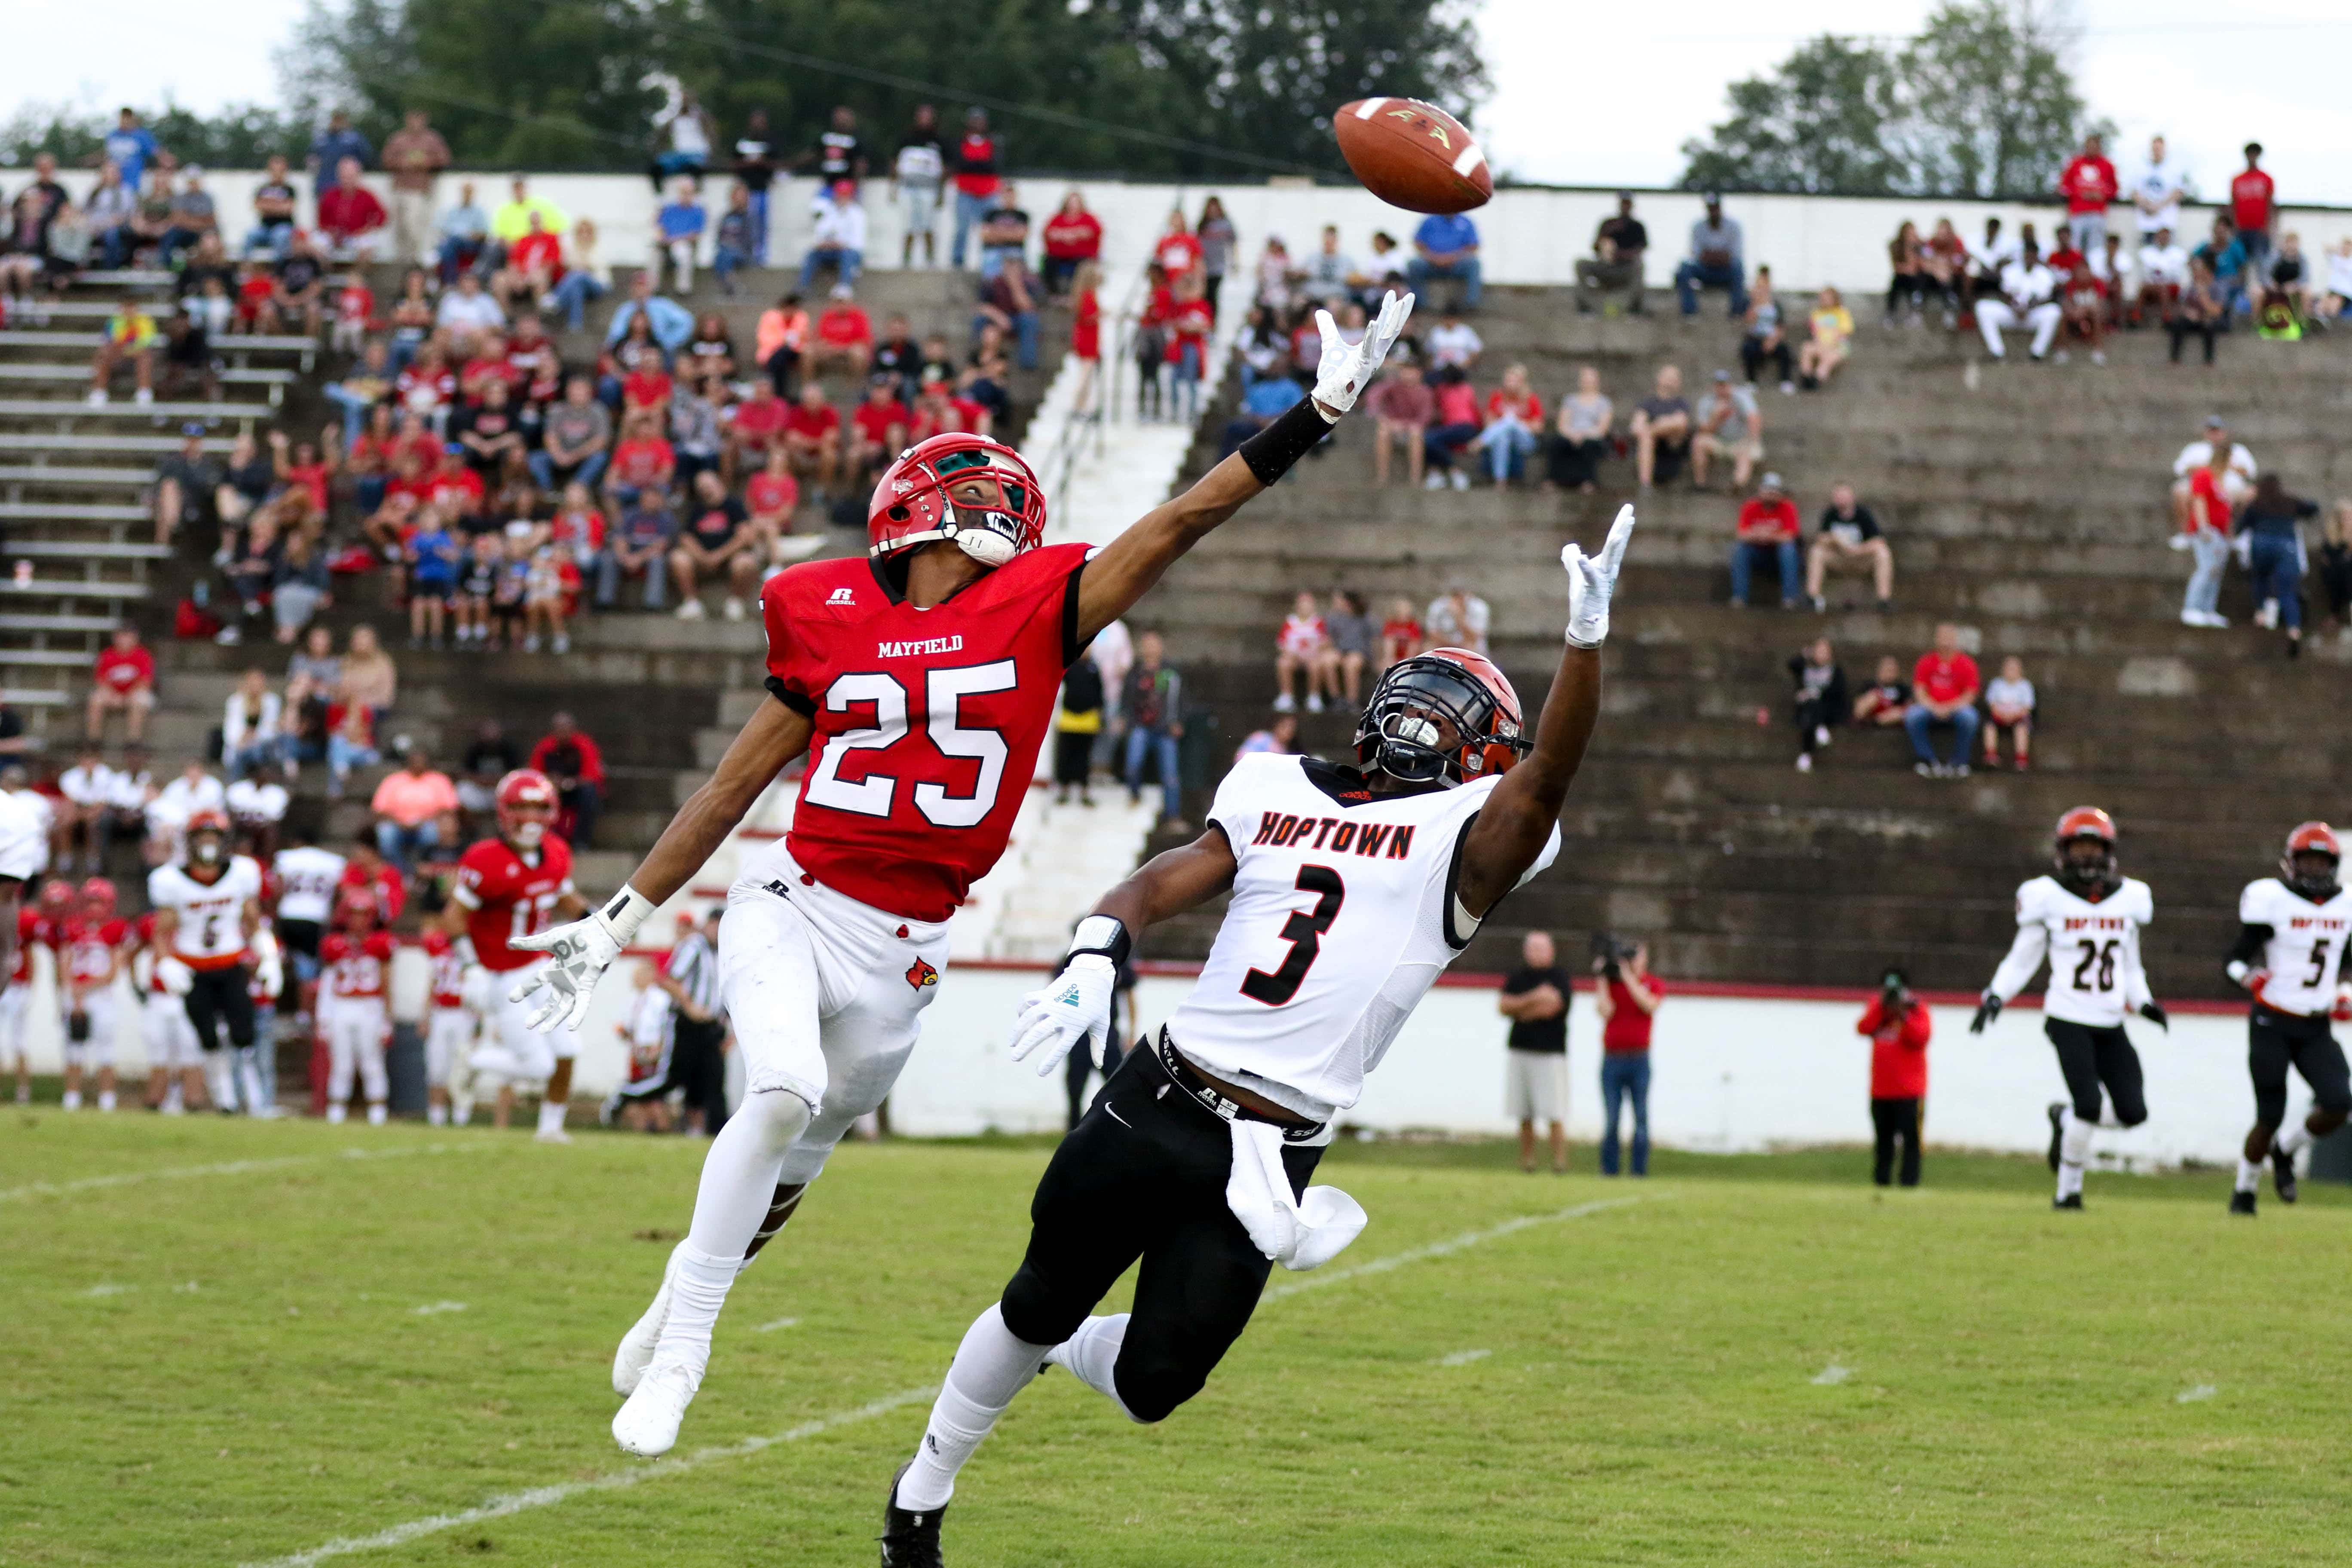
[611,1358,701,1457]
[614,1241,687,1396]
[533,1126,574,1145]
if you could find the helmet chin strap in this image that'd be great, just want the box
[945,507,1018,567]
[510,821,545,849]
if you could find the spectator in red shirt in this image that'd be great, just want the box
[88,626,157,744]
[1152,208,1203,282]
[2231,141,2276,271]
[339,830,406,922]
[2059,263,2108,364]
[1367,360,1434,487]
[746,443,801,533]
[1904,622,1981,777]
[846,375,913,484]
[812,293,873,380]
[1476,362,1545,489]
[949,108,1002,270]
[494,210,565,314]
[1856,965,1931,1187]
[724,376,790,478]
[782,381,842,491]
[1161,268,1211,420]
[426,442,485,521]
[315,157,388,261]
[1729,472,1801,608]
[1068,261,1103,413]
[2058,132,2117,257]
[1421,368,1483,490]
[1040,190,1102,297]
[909,373,990,443]
[528,711,606,848]
[1592,940,1662,1176]
[604,412,677,508]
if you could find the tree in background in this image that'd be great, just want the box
[1679,0,2098,199]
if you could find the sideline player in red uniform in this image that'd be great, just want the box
[58,878,129,1112]
[421,928,475,1127]
[318,891,397,1125]
[436,769,587,1137]
[3,885,55,1105]
[513,291,1418,1455]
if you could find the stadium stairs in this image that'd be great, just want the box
[1143,284,2352,998]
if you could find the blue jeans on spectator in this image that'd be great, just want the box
[355,474,387,517]
[597,549,666,609]
[1600,1052,1651,1176]
[952,190,993,270]
[1675,259,1750,317]
[1169,340,1201,421]
[551,270,606,331]
[801,245,862,292]
[1479,418,1537,483]
[1424,421,1481,472]
[98,225,135,270]
[2183,527,2230,621]
[1729,539,1801,606]
[1405,254,1482,308]
[328,734,379,791]
[977,307,1040,371]
[1905,704,1981,768]
[159,227,208,268]
[714,242,750,294]
[529,450,607,493]
[375,817,442,876]
[652,152,706,191]
[227,741,283,782]
[745,189,770,264]
[435,235,485,284]
[1124,727,1182,819]
[325,383,377,447]
[2249,534,2303,629]
[245,221,295,260]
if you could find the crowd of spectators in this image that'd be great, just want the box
[1785,624,2037,778]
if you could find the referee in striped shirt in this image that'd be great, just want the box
[606,909,729,1135]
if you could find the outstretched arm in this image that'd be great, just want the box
[1074,293,1414,641]
[1455,508,1635,918]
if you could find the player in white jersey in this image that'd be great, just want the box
[147,811,267,1113]
[2221,822,2352,1214]
[272,825,347,1032]
[875,511,1633,1561]
[1969,806,2167,1210]
[0,791,47,1102]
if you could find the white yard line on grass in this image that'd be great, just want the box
[239,1386,939,1568]
[247,1192,1660,1564]
[0,1141,496,1204]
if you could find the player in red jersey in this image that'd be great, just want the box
[436,769,587,1138]
[511,290,1417,1456]
[3,884,60,1105]
[318,891,397,1125]
[420,928,475,1127]
[58,878,129,1112]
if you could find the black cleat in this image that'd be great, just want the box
[880,1460,946,1568]
[2272,1147,2300,1204]
[2229,1190,2257,1217]
[2052,1193,2084,1211]
[2046,1103,2067,1172]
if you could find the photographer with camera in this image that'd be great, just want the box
[1591,934,1663,1176]
[1497,931,1573,1174]
[1856,964,1932,1187]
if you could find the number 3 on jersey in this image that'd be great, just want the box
[803,660,1017,828]
[1242,864,1346,1005]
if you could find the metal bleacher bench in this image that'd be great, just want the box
[0,398,262,423]
[0,432,236,456]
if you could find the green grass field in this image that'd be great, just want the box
[9,1109,2352,1566]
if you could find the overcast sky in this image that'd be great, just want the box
[10,0,2352,205]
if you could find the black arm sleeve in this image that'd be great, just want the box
[2227,923,2273,968]
[1237,398,1336,486]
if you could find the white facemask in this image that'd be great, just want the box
[509,820,546,849]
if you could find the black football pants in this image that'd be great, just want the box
[2046,1019,2146,1127]
[2248,1008,2352,1128]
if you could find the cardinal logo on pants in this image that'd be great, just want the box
[905,958,939,991]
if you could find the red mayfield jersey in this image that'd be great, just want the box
[12,908,41,984]
[451,835,576,971]
[61,918,129,988]
[320,931,397,999]
[762,545,1090,920]
[429,945,466,1008]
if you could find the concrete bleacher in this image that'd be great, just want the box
[1143,284,2352,998]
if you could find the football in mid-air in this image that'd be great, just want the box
[1333,98,1492,214]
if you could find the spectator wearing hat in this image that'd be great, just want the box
[1856,966,1931,1187]
[1575,193,1648,315]
[1675,194,1748,318]
[802,180,868,293]
[1690,369,1762,490]
[1805,483,1894,612]
[1728,474,1801,609]
[1904,623,1980,778]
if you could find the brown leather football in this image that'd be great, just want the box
[1332,98,1492,215]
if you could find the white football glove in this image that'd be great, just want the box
[508,886,656,1033]
[1008,954,1116,1076]
[156,956,194,998]
[1562,504,1636,649]
[1311,290,1415,416]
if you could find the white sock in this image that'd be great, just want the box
[427,1104,447,1126]
[62,1089,81,1110]
[896,1305,1051,1512]
[328,1102,347,1124]
[2235,1158,2262,1194]
[647,1244,739,1382]
[97,1090,116,1112]
[536,1097,567,1136]
[1045,1313,1141,1422]
[2275,1121,2312,1158]
[237,1052,267,1114]
[2056,1109,2092,1200]
[367,1102,388,1126]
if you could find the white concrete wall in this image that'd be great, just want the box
[31,164,2352,297]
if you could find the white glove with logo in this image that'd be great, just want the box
[156,956,194,998]
[1563,504,1637,649]
[1311,290,1415,417]
[1008,954,1117,1076]
[509,886,656,1032]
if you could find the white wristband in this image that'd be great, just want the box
[2225,959,2250,986]
[599,884,659,946]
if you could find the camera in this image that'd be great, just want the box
[1879,965,1911,1009]
[1589,931,1632,982]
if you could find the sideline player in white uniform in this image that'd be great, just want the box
[1969,806,2167,1210]
[2223,822,2352,1214]
[875,512,1634,1562]
[57,878,129,1112]
[508,295,1418,1459]
[0,793,50,1100]
[420,928,476,1127]
[147,810,268,1115]
[318,892,396,1125]
[132,910,203,1112]
[4,894,44,1104]
[271,825,347,1034]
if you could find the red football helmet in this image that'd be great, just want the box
[868,433,1046,568]
[496,768,559,849]
[1354,648,1529,786]
[37,878,74,912]
[2282,821,2341,897]
[79,877,116,918]
[2053,805,2118,892]
[185,808,232,866]
[338,888,380,929]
